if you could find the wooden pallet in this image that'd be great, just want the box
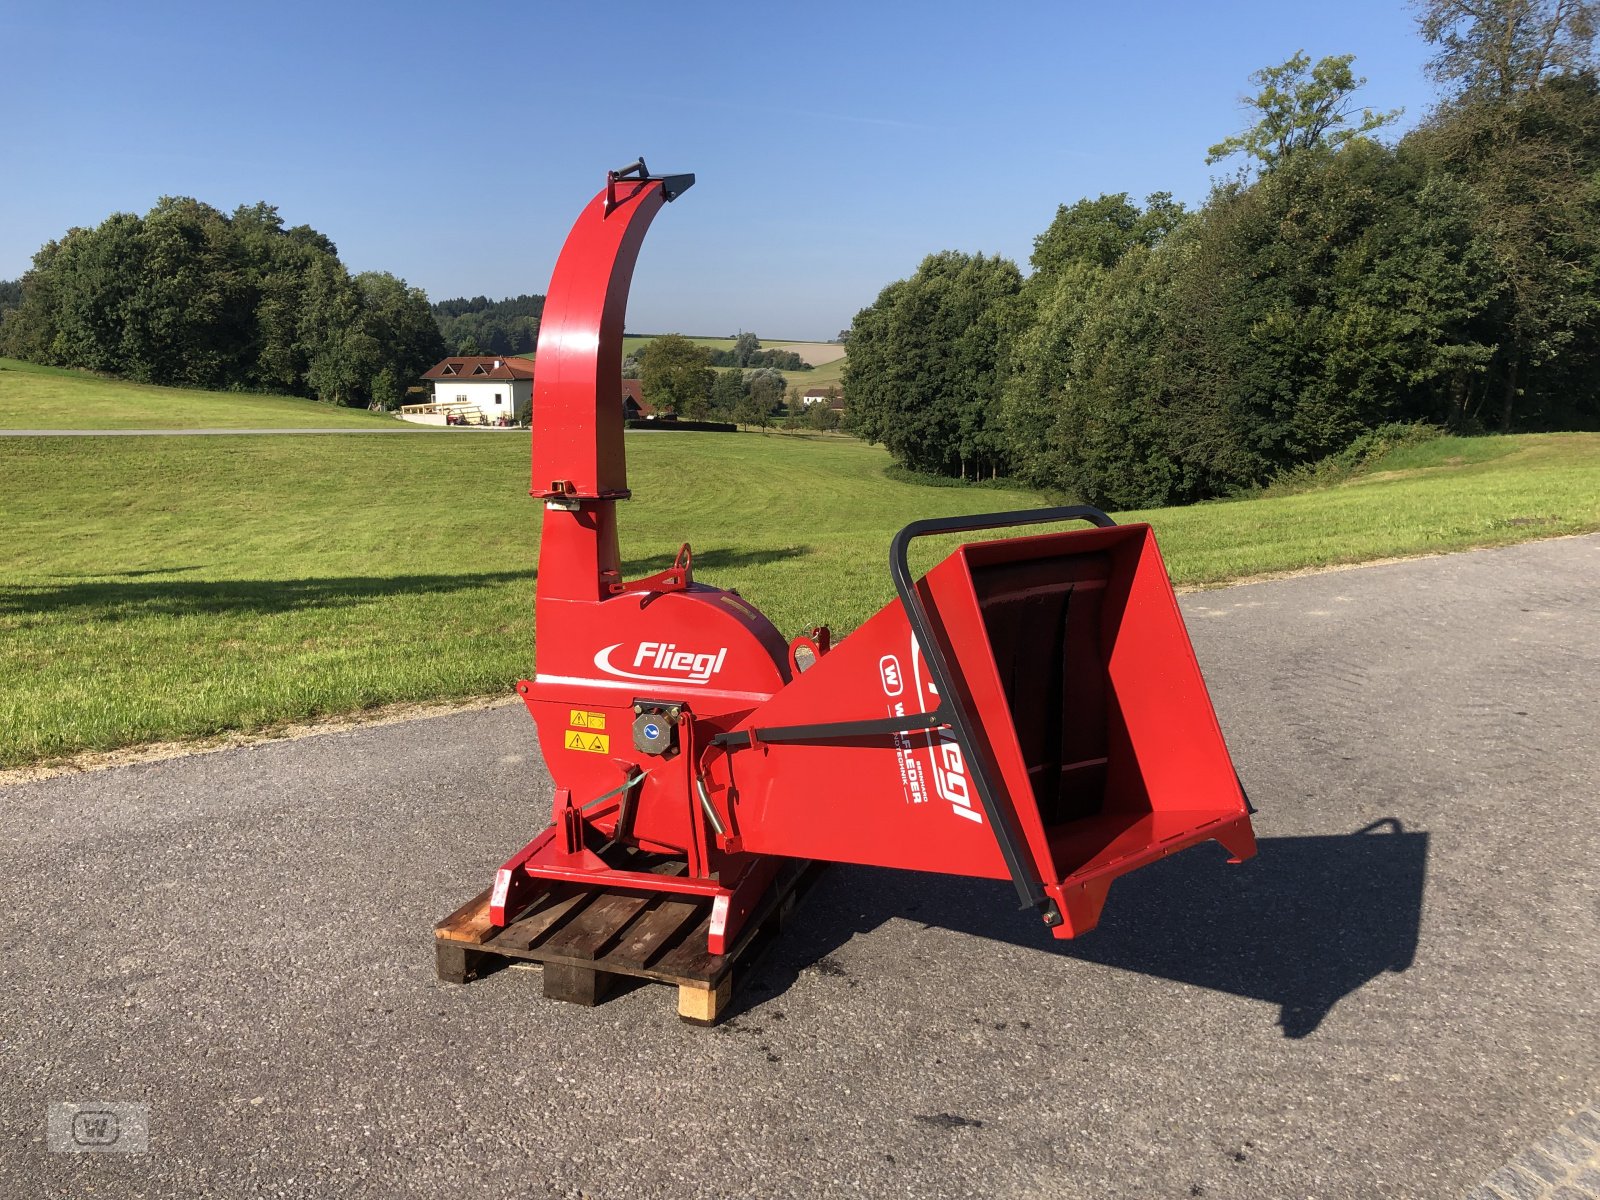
[433,860,818,1024]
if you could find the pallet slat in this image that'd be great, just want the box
[492,886,593,952]
[649,913,721,982]
[434,889,496,944]
[539,888,656,960]
[606,896,704,972]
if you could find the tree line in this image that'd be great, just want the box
[432,293,544,357]
[844,0,1600,507]
[0,208,823,416]
[628,332,839,429]
[701,331,811,371]
[0,199,445,409]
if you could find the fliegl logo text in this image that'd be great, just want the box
[911,637,982,825]
[594,642,729,686]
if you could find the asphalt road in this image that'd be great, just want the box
[2,535,1596,1199]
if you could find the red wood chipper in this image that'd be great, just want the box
[439,161,1256,1016]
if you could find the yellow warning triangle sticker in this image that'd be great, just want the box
[563,730,610,754]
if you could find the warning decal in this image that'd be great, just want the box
[568,709,606,730]
[564,730,610,754]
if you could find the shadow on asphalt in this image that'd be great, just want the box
[737,819,1428,1039]
[5,547,807,616]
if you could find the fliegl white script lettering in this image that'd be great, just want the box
[594,642,730,685]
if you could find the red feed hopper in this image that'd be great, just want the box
[491,161,1255,958]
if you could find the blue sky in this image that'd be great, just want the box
[2,1,1442,341]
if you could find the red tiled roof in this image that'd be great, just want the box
[422,356,535,382]
[621,378,655,416]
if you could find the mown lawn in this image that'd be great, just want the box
[0,358,403,429]
[1121,432,1600,584]
[1,429,1596,767]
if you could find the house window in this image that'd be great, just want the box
[495,393,503,405]
[456,394,468,404]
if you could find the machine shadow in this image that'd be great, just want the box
[738,819,1428,1039]
[7,548,804,619]
[48,565,207,579]
[620,546,809,575]
[0,570,533,617]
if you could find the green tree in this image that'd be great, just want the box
[1416,0,1599,101]
[1007,135,1509,508]
[733,331,760,367]
[42,215,147,374]
[733,388,770,429]
[836,21,1600,508]
[124,197,252,388]
[806,396,841,431]
[845,251,1022,478]
[354,271,446,408]
[234,203,311,392]
[637,332,715,418]
[0,197,440,407]
[1001,193,1188,488]
[781,386,807,430]
[431,293,543,356]
[1410,2,1600,429]
[1207,52,1401,169]
[1408,73,1600,428]
[300,256,366,406]
[368,366,404,411]
[710,367,745,418]
[0,241,64,364]
[1029,192,1187,278]
[746,368,787,416]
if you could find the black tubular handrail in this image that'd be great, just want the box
[888,505,1116,918]
[710,711,947,750]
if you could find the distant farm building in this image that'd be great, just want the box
[621,379,656,420]
[802,386,844,412]
[402,356,534,425]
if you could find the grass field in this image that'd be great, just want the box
[791,356,846,390]
[2,427,1596,768]
[622,335,739,358]
[621,335,844,371]
[0,358,401,430]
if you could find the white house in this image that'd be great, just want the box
[801,386,842,409]
[404,356,534,425]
